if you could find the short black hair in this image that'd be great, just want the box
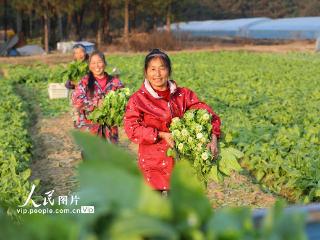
[144,48,171,76]
[73,43,86,51]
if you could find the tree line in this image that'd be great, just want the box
[0,0,319,52]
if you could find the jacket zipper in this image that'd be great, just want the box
[167,101,173,118]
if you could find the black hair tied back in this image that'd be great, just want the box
[144,48,172,76]
[87,51,107,98]
[88,71,95,98]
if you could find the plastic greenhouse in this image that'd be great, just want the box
[170,17,320,40]
[247,17,320,39]
[170,18,270,38]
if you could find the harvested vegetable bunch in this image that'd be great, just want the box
[62,61,88,83]
[88,88,131,127]
[167,109,243,184]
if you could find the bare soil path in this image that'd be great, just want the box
[29,113,81,196]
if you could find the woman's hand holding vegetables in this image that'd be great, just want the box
[159,131,175,148]
[207,134,218,159]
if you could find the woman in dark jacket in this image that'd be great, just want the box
[65,44,89,126]
[65,43,89,90]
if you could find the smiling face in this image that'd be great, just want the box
[145,57,169,91]
[89,54,106,77]
[73,48,86,61]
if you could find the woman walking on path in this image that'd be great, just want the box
[65,43,89,90]
[65,44,89,126]
[124,49,221,193]
[72,51,124,143]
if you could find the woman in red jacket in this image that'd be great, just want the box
[124,49,221,193]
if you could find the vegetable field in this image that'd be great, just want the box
[0,78,36,216]
[2,51,320,203]
[0,50,320,238]
[111,51,320,203]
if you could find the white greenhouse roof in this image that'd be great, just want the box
[247,17,320,39]
[171,18,270,37]
[171,17,320,39]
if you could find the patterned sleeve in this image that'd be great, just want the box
[72,75,100,112]
[111,76,125,90]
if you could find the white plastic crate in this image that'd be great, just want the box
[48,83,68,99]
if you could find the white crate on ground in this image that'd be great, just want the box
[48,83,68,99]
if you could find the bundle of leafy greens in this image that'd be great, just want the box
[61,61,88,83]
[167,109,243,184]
[88,88,131,127]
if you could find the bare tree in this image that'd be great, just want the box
[3,0,8,41]
[166,0,172,32]
[96,0,115,48]
[124,0,130,45]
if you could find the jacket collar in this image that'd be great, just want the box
[143,79,177,99]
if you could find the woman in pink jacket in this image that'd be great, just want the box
[72,51,124,143]
[124,49,221,193]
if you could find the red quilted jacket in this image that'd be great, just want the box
[124,80,221,190]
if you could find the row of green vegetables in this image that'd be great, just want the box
[4,51,320,202]
[0,78,37,217]
[0,132,308,239]
[5,64,69,117]
[168,51,320,202]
